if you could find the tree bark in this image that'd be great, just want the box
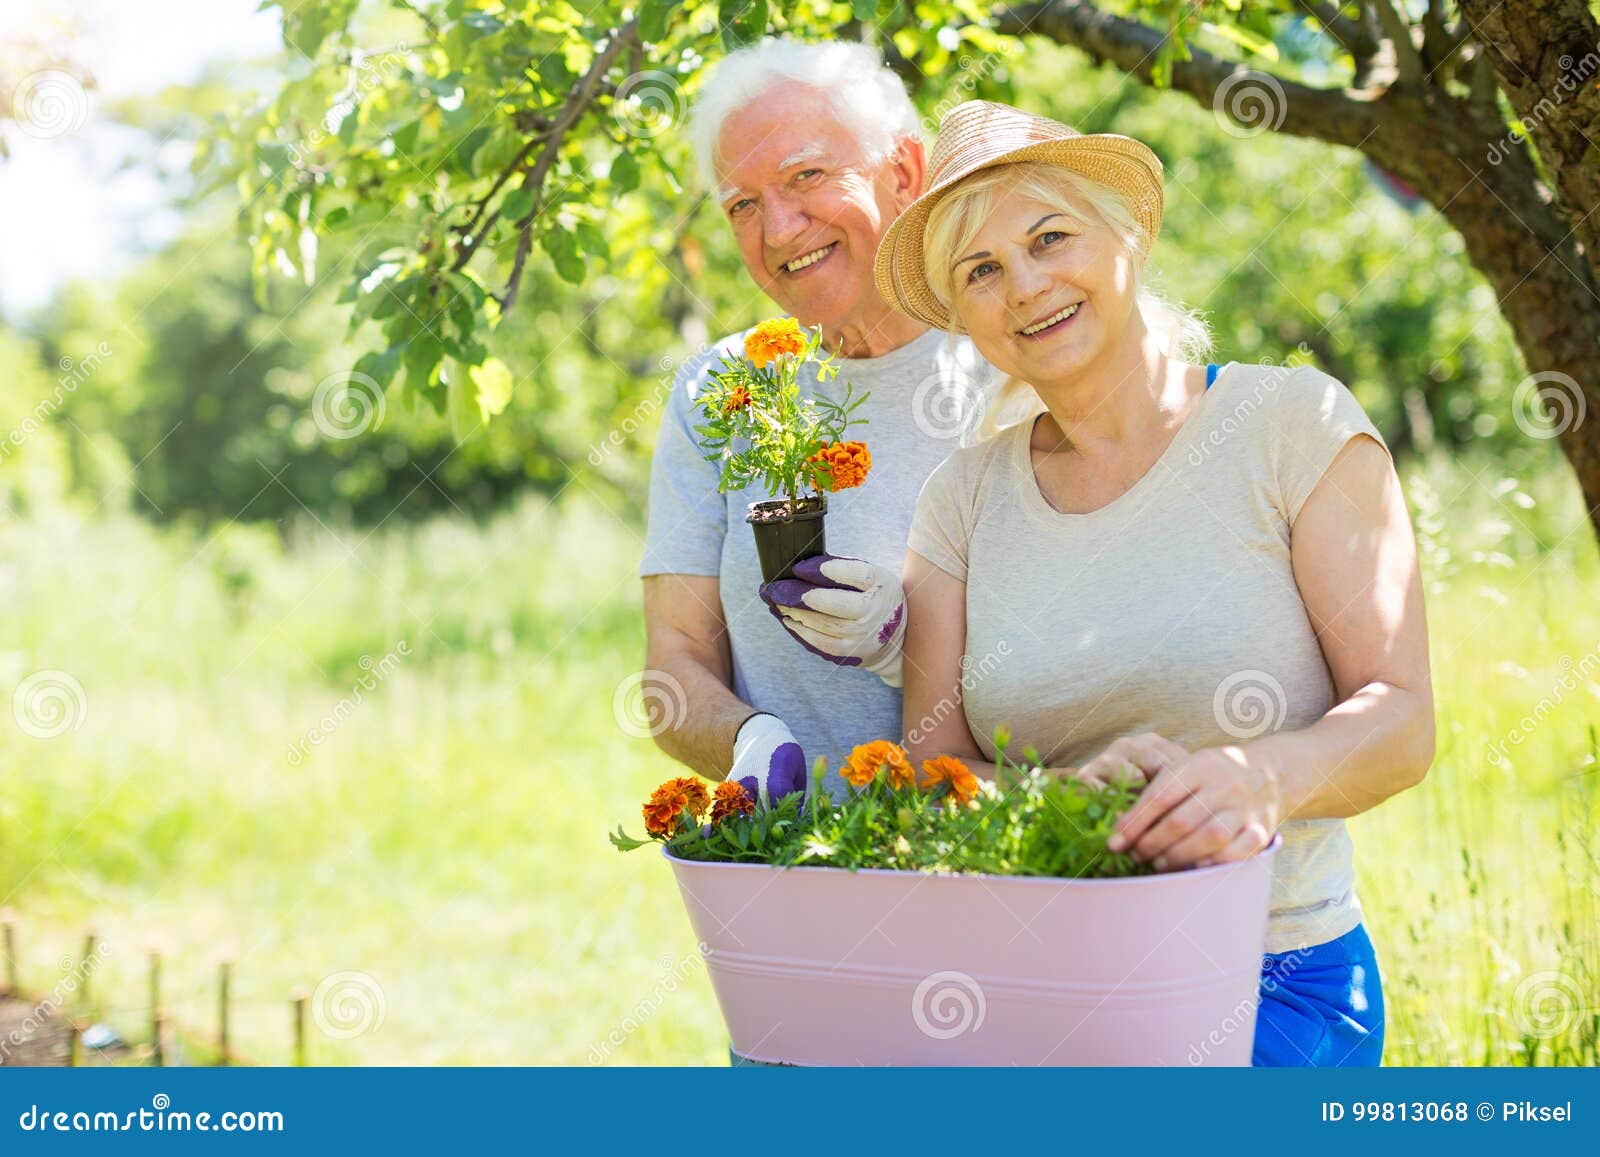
[996,0,1600,540]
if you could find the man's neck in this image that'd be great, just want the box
[818,308,929,361]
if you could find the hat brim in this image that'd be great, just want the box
[874,136,1164,332]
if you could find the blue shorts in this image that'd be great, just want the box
[731,923,1384,1068]
[1253,922,1384,1067]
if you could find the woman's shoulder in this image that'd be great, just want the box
[923,418,1027,500]
[1208,360,1375,437]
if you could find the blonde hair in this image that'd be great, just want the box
[922,162,1210,440]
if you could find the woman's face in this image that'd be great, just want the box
[946,182,1139,386]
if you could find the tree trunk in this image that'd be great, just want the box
[997,0,1600,540]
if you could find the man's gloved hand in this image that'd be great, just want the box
[730,712,808,806]
[758,554,907,688]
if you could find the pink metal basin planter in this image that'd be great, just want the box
[666,838,1280,1067]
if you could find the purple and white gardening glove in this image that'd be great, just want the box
[758,554,907,689]
[731,712,808,807]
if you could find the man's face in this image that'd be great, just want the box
[714,85,918,331]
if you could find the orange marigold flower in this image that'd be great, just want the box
[642,776,711,837]
[807,440,872,491]
[743,317,806,369]
[919,755,981,807]
[723,386,752,414]
[710,779,756,823]
[840,739,915,789]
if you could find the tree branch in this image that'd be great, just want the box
[499,21,641,311]
[994,1,1385,149]
[1365,0,1425,85]
[1456,0,1600,277]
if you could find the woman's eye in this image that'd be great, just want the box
[967,261,999,283]
[1038,230,1067,247]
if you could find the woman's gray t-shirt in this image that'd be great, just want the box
[640,326,993,798]
[907,362,1388,953]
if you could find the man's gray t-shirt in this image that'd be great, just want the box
[640,325,991,799]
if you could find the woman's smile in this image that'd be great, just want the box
[1016,301,1083,340]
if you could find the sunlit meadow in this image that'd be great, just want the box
[1,449,1596,1066]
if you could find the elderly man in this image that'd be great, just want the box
[639,39,990,803]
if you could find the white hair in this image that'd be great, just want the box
[688,38,923,190]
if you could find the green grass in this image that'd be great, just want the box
[1,452,1596,1066]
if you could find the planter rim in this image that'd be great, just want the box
[660,833,1280,886]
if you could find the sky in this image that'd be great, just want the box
[0,0,282,319]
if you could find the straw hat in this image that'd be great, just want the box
[874,100,1164,331]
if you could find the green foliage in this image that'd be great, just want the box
[691,322,866,506]
[615,739,1154,879]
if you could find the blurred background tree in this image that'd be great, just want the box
[3,0,1581,536]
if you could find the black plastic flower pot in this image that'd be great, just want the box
[746,495,827,584]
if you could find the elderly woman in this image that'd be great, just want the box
[877,102,1435,1067]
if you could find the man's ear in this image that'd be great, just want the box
[890,136,927,208]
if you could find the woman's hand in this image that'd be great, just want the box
[1068,732,1190,787]
[1106,744,1280,870]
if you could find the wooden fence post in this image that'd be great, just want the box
[79,930,96,1014]
[149,951,162,1063]
[217,961,232,1066]
[292,988,309,1067]
[1,913,17,998]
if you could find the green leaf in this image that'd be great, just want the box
[456,125,492,174]
[392,118,423,156]
[540,225,585,283]
[639,0,675,42]
[610,148,640,193]
[573,219,610,262]
[718,0,767,49]
[852,0,880,21]
[608,825,653,852]
[469,356,514,421]
[1205,21,1280,62]
[500,185,535,222]
[536,53,574,95]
